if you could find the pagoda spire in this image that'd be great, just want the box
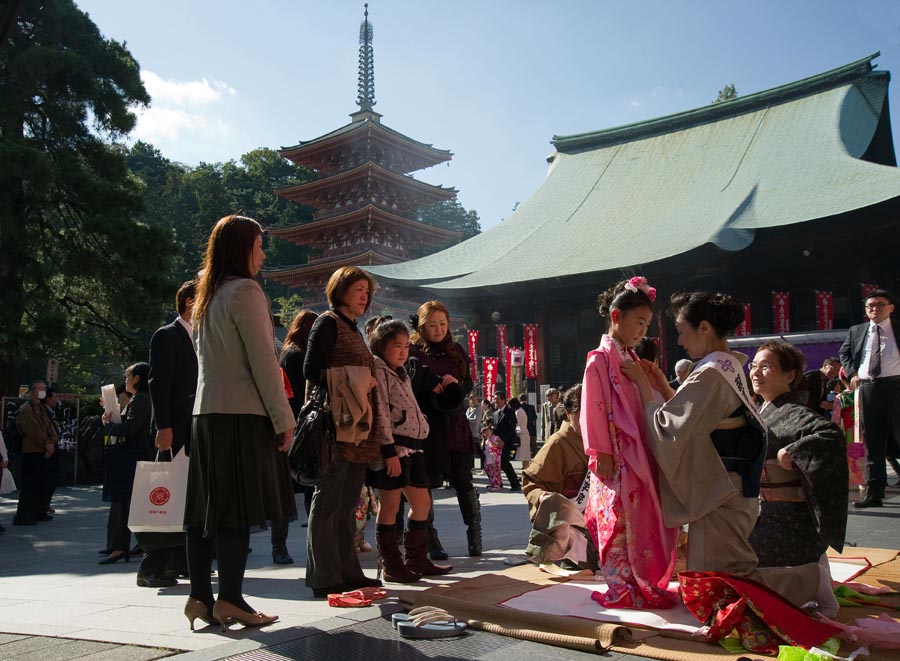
[356,4,376,112]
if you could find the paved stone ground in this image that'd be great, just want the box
[1,468,898,660]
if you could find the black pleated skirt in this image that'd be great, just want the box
[186,413,297,537]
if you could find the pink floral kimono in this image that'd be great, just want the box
[580,335,678,608]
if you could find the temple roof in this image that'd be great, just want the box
[280,118,452,175]
[263,250,403,283]
[368,53,900,295]
[273,161,457,209]
[268,204,461,243]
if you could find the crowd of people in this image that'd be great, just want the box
[3,213,897,633]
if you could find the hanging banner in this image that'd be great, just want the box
[496,325,508,365]
[861,283,879,301]
[523,324,539,379]
[815,291,834,331]
[735,303,751,337]
[772,292,790,334]
[482,357,498,402]
[505,346,513,398]
[656,315,668,374]
[508,347,525,399]
[467,330,479,381]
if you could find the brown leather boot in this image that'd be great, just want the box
[404,525,452,576]
[376,526,420,584]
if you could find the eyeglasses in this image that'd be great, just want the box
[865,303,888,310]
[748,362,775,373]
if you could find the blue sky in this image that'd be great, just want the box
[77,0,900,230]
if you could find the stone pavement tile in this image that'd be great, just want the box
[0,632,28,644]
[0,622,90,637]
[479,640,630,660]
[79,645,177,660]
[5,638,119,661]
[0,600,119,625]
[0,635,71,655]
[67,628,217,652]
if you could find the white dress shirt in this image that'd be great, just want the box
[859,318,900,379]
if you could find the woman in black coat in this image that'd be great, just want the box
[100,362,152,564]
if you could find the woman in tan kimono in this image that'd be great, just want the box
[620,292,766,575]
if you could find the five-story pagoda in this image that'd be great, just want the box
[264,5,460,313]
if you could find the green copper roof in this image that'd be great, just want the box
[368,54,900,295]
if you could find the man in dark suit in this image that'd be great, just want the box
[840,289,900,508]
[138,280,198,587]
[492,393,521,491]
[520,396,538,458]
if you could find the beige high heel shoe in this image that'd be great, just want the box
[212,599,278,631]
[184,597,216,631]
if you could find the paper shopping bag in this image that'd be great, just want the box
[128,449,189,533]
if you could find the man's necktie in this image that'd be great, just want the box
[870,325,882,378]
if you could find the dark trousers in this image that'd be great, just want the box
[305,461,367,589]
[136,531,186,578]
[15,452,45,522]
[500,442,520,489]
[40,451,59,513]
[859,379,900,499]
[271,517,289,550]
[107,501,131,552]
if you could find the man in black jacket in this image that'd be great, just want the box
[840,289,900,508]
[492,393,521,491]
[139,280,198,587]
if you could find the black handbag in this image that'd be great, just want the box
[288,386,340,486]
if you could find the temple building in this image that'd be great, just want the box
[263,6,460,314]
[369,53,900,386]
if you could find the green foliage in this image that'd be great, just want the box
[0,0,175,395]
[271,293,306,328]
[418,199,481,237]
[713,84,737,104]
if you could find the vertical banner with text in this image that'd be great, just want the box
[735,304,752,337]
[482,357,498,402]
[496,325,508,366]
[523,324,539,379]
[772,292,790,334]
[508,347,525,399]
[815,291,834,331]
[861,283,879,301]
[467,330,479,381]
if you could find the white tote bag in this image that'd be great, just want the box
[128,449,189,533]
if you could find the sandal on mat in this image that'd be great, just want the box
[345,587,387,601]
[394,606,467,639]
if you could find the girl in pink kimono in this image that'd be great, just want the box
[581,277,678,609]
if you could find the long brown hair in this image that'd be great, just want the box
[193,215,262,324]
[281,309,318,356]
[410,300,470,382]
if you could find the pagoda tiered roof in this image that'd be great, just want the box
[273,161,456,213]
[263,250,403,287]
[268,204,460,247]
[280,117,452,176]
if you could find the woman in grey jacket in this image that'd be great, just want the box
[184,214,296,631]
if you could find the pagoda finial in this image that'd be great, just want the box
[356,3,376,112]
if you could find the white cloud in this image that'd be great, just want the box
[141,70,237,106]
[629,99,642,108]
[129,71,242,162]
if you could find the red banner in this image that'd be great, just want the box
[496,325,508,365]
[467,330,479,381]
[482,357,498,402]
[735,303,751,337]
[772,292,790,334]
[505,346,513,398]
[861,283,878,301]
[523,324,539,379]
[815,291,834,331]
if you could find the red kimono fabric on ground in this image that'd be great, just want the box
[679,571,841,654]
